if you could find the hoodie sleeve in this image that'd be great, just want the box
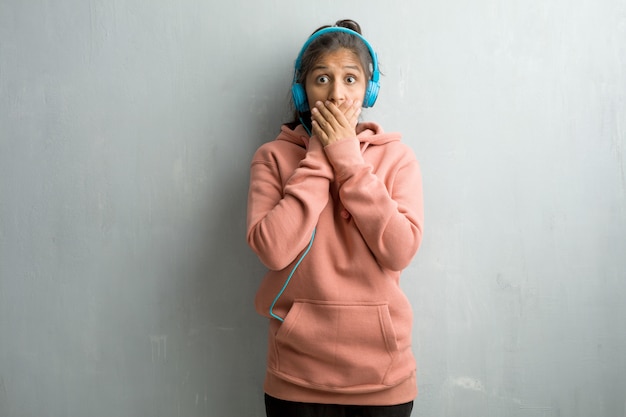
[247,136,334,271]
[324,137,424,272]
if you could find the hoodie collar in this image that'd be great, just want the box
[277,122,402,148]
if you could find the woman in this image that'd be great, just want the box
[246,19,424,417]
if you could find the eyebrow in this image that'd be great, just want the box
[311,65,363,72]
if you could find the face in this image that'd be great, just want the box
[304,48,367,111]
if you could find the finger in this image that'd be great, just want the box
[311,120,330,146]
[336,99,354,115]
[311,106,333,132]
[333,100,360,125]
[314,101,337,124]
[320,101,352,129]
[343,102,362,126]
[314,102,347,136]
[325,101,347,121]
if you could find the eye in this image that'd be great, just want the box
[346,75,357,84]
[316,75,330,84]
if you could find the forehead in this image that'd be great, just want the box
[311,48,364,71]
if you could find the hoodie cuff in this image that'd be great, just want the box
[301,135,334,180]
[324,137,365,180]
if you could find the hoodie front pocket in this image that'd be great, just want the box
[272,300,400,392]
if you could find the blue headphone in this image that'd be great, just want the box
[291,27,380,113]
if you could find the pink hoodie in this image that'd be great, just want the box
[247,121,424,405]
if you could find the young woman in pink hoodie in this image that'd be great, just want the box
[247,19,424,417]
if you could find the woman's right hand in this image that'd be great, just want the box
[311,100,361,147]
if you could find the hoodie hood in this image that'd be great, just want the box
[277,122,402,149]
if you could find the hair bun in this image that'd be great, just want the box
[335,19,362,35]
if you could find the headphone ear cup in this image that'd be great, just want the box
[363,80,380,108]
[291,83,309,112]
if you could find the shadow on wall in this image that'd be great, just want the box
[154,49,291,415]
[182,155,268,413]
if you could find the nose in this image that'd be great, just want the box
[328,81,346,105]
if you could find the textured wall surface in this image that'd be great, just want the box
[1,1,625,416]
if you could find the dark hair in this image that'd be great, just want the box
[286,19,374,129]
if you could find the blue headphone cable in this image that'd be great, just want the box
[269,227,316,322]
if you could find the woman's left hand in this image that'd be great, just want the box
[311,100,361,147]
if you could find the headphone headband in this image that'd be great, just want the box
[291,26,380,112]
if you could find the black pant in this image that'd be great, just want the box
[265,394,414,417]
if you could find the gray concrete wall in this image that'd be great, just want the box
[1,1,625,416]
